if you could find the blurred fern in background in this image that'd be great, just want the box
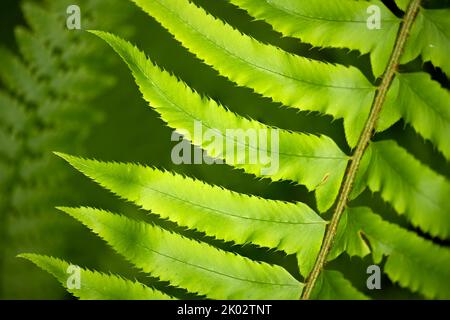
[0,0,134,298]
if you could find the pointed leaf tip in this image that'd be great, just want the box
[53,151,73,161]
[17,253,33,260]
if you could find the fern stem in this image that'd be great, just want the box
[301,0,422,299]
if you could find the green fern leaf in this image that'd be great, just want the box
[19,254,172,300]
[58,207,303,299]
[229,0,400,78]
[0,92,28,132]
[0,47,46,104]
[311,270,369,300]
[402,8,450,76]
[90,30,349,212]
[20,2,68,50]
[378,72,450,160]
[56,153,326,276]
[395,0,411,11]
[353,140,450,239]
[14,27,58,78]
[130,0,376,148]
[334,207,450,299]
[328,209,371,262]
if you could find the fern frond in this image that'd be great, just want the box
[20,2,68,50]
[229,0,400,78]
[90,30,349,212]
[19,254,172,300]
[354,140,450,239]
[0,91,28,132]
[130,0,376,148]
[402,8,450,76]
[0,47,46,104]
[14,27,58,78]
[58,207,303,299]
[334,207,450,299]
[56,153,326,276]
[378,72,450,160]
[328,209,371,261]
[36,100,102,128]
[49,68,115,100]
[311,270,369,300]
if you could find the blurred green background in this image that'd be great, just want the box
[0,0,448,299]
